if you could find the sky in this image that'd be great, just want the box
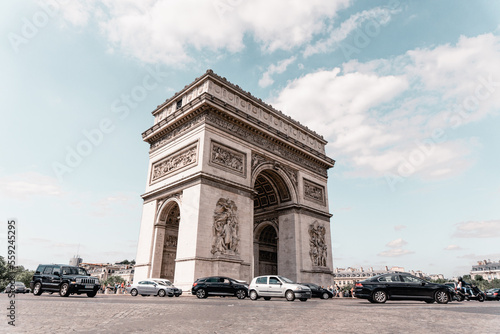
[1,0,499,279]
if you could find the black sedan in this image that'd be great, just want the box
[354,272,452,304]
[485,288,500,301]
[298,283,333,299]
[191,276,248,299]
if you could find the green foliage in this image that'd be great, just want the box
[0,256,34,290]
[431,278,447,284]
[474,275,484,281]
[15,270,35,287]
[104,276,126,286]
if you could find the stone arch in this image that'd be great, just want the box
[251,164,298,210]
[151,198,181,281]
[253,220,279,276]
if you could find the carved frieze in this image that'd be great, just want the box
[251,153,269,172]
[211,198,240,256]
[206,112,327,177]
[150,114,206,152]
[309,221,327,267]
[254,217,279,230]
[209,141,246,176]
[164,235,178,248]
[303,179,325,205]
[150,143,198,184]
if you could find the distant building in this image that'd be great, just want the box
[332,266,444,286]
[471,260,500,281]
[69,255,82,267]
[80,262,135,284]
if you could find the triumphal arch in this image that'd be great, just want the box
[133,70,335,290]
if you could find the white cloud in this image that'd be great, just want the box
[0,172,63,199]
[386,238,407,248]
[378,248,414,257]
[272,34,500,180]
[444,245,462,251]
[453,220,500,238]
[48,0,351,65]
[304,6,398,57]
[259,56,296,88]
[394,225,406,231]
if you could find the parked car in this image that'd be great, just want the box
[485,288,500,301]
[30,264,100,297]
[150,278,182,297]
[5,282,29,294]
[191,276,248,299]
[248,275,312,301]
[354,272,453,304]
[127,280,172,297]
[298,283,333,299]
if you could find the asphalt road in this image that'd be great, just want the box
[1,293,499,333]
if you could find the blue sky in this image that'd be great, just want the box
[1,0,499,278]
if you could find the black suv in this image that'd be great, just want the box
[30,264,100,297]
[191,276,248,299]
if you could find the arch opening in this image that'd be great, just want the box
[158,202,180,281]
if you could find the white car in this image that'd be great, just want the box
[248,275,312,301]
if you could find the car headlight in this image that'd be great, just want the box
[296,286,302,291]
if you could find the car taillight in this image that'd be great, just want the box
[193,283,197,287]
[494,292,498,296]
[355,283,363,287]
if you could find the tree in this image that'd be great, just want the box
[474,275,484,281]
[104,276,125,286]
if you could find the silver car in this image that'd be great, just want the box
[127,280,171,297]
[150,278,182,297]
[248,275,312,301]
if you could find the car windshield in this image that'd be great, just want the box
[278,276,295,284]
[61,267,89,275]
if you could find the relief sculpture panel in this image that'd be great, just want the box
[150,142,198,184]
[309,221,327,267]
[303,179,325,205]
[210,141,246,176]
[211,198,240,256]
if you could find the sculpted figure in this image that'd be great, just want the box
[309,222,327,267]
[211,198,239,255]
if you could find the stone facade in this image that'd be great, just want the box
[134,70,335,290]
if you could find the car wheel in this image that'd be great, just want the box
[435,290,449,304]
[33,282,43,296]
[87,291,97,298]
[249,290,258,300]
[196,289,207,299]
[236,289,246,299]
[285,290,295,301]
[130,289,138,296]
[59,283,70,297]
[321,292,330,299]
[299,298,308,302]
[158,289,166,297]
[263,297,271,301]
[372,290,387,303]
[425,300,435,304]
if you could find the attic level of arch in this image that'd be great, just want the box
[144,101,334,177]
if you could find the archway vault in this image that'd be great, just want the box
[252,166,297,211]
